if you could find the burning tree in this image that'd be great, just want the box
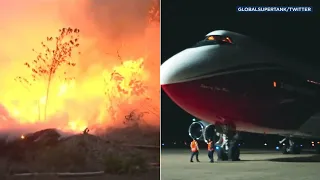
[103,58,148,122]
[124,110,149,126]
[15,27,80,121]
[101,1,160,124]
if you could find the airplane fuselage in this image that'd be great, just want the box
[161,30,320,138]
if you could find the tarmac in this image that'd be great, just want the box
[161,149,320,180]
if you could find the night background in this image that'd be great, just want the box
[161,0,320,149]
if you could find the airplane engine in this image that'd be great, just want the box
[203,124,219,142]
[188,121,209,141]
[188,120,241,161]
[188,121,204,140]
[188,121,219,142]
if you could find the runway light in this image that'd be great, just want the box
[300,145,303,147]
[264,143,267,146]
[312,141,314,144]
[282,143,285,146]
[276,146,279,150]
[312,144,315,147]
[162,143,164,146]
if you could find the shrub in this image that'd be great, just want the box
[122,152,148,174]
[30,145,86,172]
[103,151,148,174]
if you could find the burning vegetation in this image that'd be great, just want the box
[0,0,159,133]
[0,0,159,176]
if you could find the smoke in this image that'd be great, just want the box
[0,0,160,137]
[58,0,155,56]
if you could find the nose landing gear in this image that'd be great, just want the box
[214,124,241,161]
[280,138,301,154]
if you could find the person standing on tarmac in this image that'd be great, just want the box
[190,138,200,162]
[207,139,215,163]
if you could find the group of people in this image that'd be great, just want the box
[190,138,215,163]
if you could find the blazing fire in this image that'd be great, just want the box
[0,0,159,134]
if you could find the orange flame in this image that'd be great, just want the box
[0,0,160,134]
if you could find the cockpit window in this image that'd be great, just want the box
[192,35,233,48]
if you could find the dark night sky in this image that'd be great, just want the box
[161,0,320,142]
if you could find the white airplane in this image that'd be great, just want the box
[161,30,320,161]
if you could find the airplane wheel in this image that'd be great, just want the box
[234,146,240,160]
[222,151,228,160]
[282,145,300,154]
[282,145,289,154]
[216,146,228,161]
[228,143,240,161]
[215,146,222,160]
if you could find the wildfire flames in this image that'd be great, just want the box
[0,0,159,135]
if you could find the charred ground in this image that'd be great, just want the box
[0,122,159,178]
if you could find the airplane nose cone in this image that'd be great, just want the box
[161,46,222,86]
[161,46,238,123]
[160,53,191,85]
[160,59,180,85]
[160,48,205,85]
[161,48,217,123]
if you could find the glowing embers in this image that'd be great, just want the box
[205,35,233,44]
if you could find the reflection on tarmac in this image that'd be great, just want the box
[162,149,320,180]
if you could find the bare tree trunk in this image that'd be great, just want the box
[38,100,41,121]
[44,73,53,121]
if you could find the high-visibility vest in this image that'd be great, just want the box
[190,140,198,152]
[207,142,212,151]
